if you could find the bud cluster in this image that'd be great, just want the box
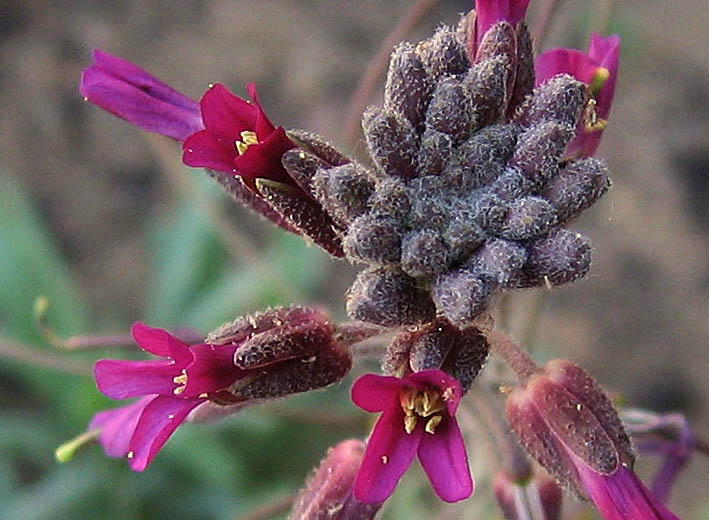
[287,16,610,327]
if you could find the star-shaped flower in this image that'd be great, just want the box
[351,370,472,503]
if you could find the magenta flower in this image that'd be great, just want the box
[88,307,352,471]
[91,322,243,470]
[535,34,621,157]
[351,370,472,504]
[573,455,680,520]
[506,360,680,520]
[473,0,531,50]
[79,49,203,141]
[182,83,296,190]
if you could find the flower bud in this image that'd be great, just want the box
[290,440,382,520]
[505,359,634,498]
[493,471,562,520]
[384,42,432,131]
[346,267,436,327]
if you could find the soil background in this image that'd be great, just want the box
[1,0,707,517]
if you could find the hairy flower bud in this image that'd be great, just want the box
[290,440,382,520]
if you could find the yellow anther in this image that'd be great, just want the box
[425,415,443,434]
[584,99,608,133]
[235,130,259,155]
[404,415,418,434]
[173,371,188,395]
[127,451,134,459]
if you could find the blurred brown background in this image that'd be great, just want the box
[1,0,707,516]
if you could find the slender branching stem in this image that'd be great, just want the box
[485,330,539,386]
[0,337,92,376]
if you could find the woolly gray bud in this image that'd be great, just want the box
[416,25,469,81]
[466,238,527,287]
[282,148,331,197]
[456,124,518,188]
[400,229,452,278]
[368,177,411,220]
[344,215,403,264]
[488,166,534,201]
[287,129,351,167]
[510,121,575,187]
[432,270,495,326]
[313,163,374,227]
[443,217,487,262]
[516,74,588,128]
[515,229,592,288]
[499,196,558,240]
[362,107,418,180]
[418,128,453,176]
[542,158,611,224]
[384,42,432,130]
[475,21,517,101]
[425,76,474,141]
[465,55,512,127]
[346,267,436,326]
[472,190,508,232]
[441,326,490,392]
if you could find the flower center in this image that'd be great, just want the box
[235,130,259,155]
[399,388,446,435]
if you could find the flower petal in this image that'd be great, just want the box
[182,344,244,398]
[351,374,403,413]
[417,415,473,502]
[94,359,181,399]
[354,404,422,503]
[575,462,680,520]
[130,322,190,364]
[79,50,203,141]
[89,396,154,458]
[199,83,258,145]
[182,129,239,174]
[534,48,599,87]
[475,0,531,46]
[127,396,201,471]
[246,83,278,138]
[234,126,295,184]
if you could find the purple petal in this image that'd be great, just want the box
[234,126,296,184]
[80,50,202,141]
[534,48,599,87]
[94,359,181,399]
[575,460,680,520]
[131,322,189,360]
[91,50,198,111]
[181,344,244,398]
[246,83,278,139]
[351,374,403,413]
[199,83,258,145]
[182,129,238,174]
[417,415,473,502]
[475,0,531,47]
[89,396,154,458]
[354,404,422,503]
[127,395,201,471]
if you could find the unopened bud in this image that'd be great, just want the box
[542,158,611,224]
[362,107,418,180]
[290,440,382,520]
[505,359,634,498]
[312,163,374,228]
[515,75,588,128]
[384,42,432,130]
[346,267,436,326]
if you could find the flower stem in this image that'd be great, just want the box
[342,0,442,147]
[0,337,92,375]
[485,330,539,385]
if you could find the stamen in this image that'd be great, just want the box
[425,415,443,434]
[584,99,608,133]
[173,370,188,395]
[235,130,259,155]
[404,414,418,434]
